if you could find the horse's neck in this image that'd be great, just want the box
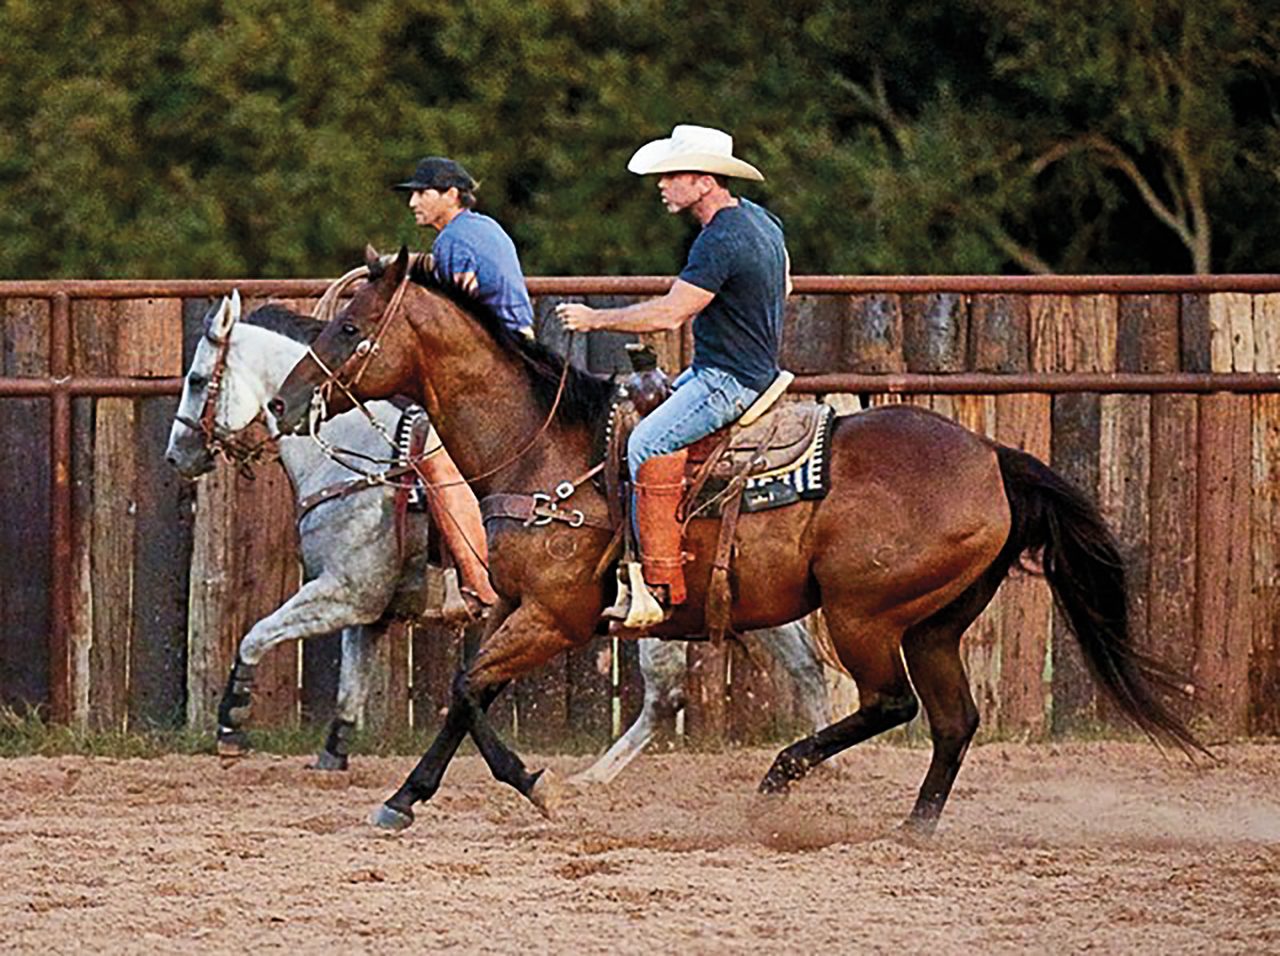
[231,324,403,500]
[410,296,594,496]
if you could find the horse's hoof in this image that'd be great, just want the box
[528,769,564,819]
[566,770,604,788]
[369,803,414,833]
[895,815,937,843]
[216,730,250,766]
[306,750,349,772]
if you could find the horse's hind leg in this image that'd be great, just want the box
[899,574,1001,835]
[758,615,918,795]
[570,638,686,786]
[310,624,378,771]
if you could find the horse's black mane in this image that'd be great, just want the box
[378,257,615,427]
[244,302,325,345]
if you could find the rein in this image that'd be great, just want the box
[302,266,588,496]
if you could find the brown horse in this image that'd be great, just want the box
[271,248,1202,834]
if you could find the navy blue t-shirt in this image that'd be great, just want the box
[432,210,534,334]
[677,198,787,392]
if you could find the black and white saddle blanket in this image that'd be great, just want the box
[393,405,437,513]
[686,402,837,517]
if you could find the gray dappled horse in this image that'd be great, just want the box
[166,292,434,768]
[167,293,832,775]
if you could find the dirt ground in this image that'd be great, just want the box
[0,741,1276,954]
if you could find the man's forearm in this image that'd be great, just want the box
[581,298,689,333]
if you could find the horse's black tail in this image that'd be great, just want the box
[994,445,1207,756]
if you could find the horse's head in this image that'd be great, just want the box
[165,291,275,477]
[271,245,416,435]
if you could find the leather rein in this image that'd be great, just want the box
[300,265,601,512]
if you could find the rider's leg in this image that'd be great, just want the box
[623,368,759,619]
[418,445,500,607]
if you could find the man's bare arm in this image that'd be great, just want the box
[555,280,714,334]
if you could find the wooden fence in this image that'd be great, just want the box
[1,277,1278,747]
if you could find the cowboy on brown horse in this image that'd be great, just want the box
[557,124,793,627]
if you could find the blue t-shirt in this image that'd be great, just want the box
[432,210,535,334]
[677,198,787,392]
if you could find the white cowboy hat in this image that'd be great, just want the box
[627,124,764,181]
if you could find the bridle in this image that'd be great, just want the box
[175,325,278,478]
[299,264,583,492]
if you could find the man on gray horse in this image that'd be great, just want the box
[557,125,791,627]
[391,156,538,612]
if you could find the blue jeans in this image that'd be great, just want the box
[627,366,760,479]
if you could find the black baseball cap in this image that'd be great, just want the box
[392,157,478,192]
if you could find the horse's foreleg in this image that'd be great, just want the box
[570,638,686,786]
[463,601,579,817]
[371,600,577,830]
[372,671,508,831]
[216,575,380,760]
[310,624,379,771]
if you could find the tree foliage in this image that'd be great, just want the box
[0,0,1277,278]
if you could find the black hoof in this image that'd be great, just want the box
[757,775,790,796]
[369,803,414,832]
[216,728,250,764]
[307,750,349,772]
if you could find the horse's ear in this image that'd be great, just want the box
[392,245,411,282]
[364,244,381,270]
[206,293,237,341]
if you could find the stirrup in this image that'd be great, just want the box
[622,561,665,628]
[601,565,632,620]
[440,568,490,625]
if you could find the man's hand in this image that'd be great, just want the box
[555,302,598,332]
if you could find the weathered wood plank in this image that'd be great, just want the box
[115,298,183,377]
[1179,293,1211,372]
[842,294,905,372]
[301,630,342,727]
[1147,394,1199,691]
[615,638,648,743]
[1249,293,1280,736]
[969,294,1029,372]
[780,295,847,374]
[1117,295,1181,372]
[186,466,237,729]
[364,621,411,735]
[0,298,51,711]
[1207,292,1253,373]
[727,638,782,744]
[128,396,193,728]
[231,464,301,728]
[902,293,968,373]
[1194,395,1253,735]
[567,635,613,747]
[69,397,95,725]
[88,398,136,730]
[685,642,728,746]
[1250,391,1280,736]
[994,393,1053,737]
[1035,294,1117,733]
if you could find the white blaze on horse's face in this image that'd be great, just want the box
[165,291,258,477]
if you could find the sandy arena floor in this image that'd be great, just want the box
[0,741,1276,953]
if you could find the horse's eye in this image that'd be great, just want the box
[188,374,206,389]
[341,323,360,336]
